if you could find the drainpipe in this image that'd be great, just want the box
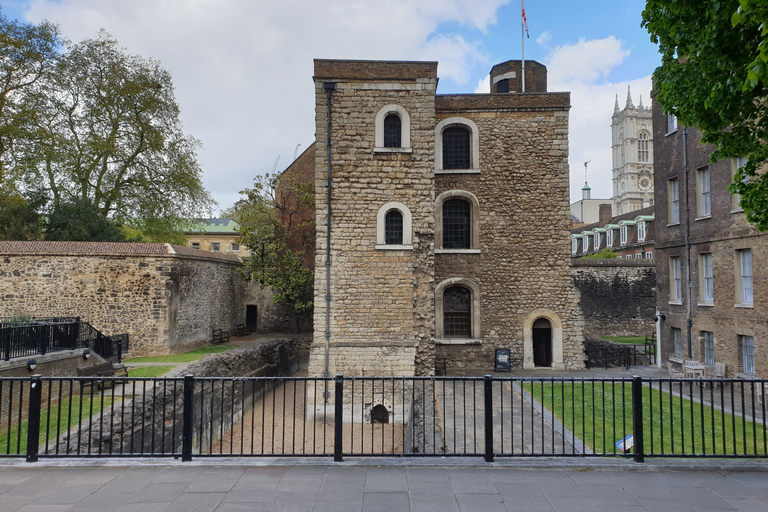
[683,127,693,358]
[323,81,336,380]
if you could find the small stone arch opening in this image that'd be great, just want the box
[371,404,389,424]
[532,317,553,367]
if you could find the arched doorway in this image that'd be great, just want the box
[532,318,552,367]
[371,404,389,424]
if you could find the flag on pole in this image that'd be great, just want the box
[522,0,530,38]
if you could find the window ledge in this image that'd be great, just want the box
[695,215,711,221]
[668,301,683,306]
[669,357,683,364]
[697,303,714,307]
[374,147,412,154]
[435,338,482,345]
[667,222,680,227]
[731,208,744,214]
[735,303,754,309]
[435,168,481,175]
[436,248,481,254]
[736,373,756,380]
[665,129,678,137]
[375,244,413,251]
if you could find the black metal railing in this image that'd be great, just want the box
[1,375,766,462]
[0,320,128,363]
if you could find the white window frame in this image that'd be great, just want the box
[638,131,649,162]
[635,253,642,260]
[732,157,748,212]
[735,249,753,306]
[230,242,240,252]
[645,251,653,260]
[375,201,413,250]
[435,117,480,174]
[697,166,711,218]
[668,177,680,224]
[571,237,578,255]
[374,105,411,153]
[637,221,646,241]
[191,242,200,250]
[703,331,715,367]
[740,335,755,375]
[667,113,678,134]
[670,256,682,304]
[619,225,629,245]
[606,229,613,247]
[210,242,220,252]
[625,254,632,260]
[673,327,682,359]
[593,233,601,251]
[699,252,714,305]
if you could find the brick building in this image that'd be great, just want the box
[184,218,249,257]
[652,94,768,378]
[571,204,655,260]
[309,59,584,377]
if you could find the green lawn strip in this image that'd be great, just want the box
[522,381,767,456]
[124,345,238,363]
[599,336,647,344]
[127,366,174,378]
[0,395,116,455]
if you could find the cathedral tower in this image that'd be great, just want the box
[611,86,653,215]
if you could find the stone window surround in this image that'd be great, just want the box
[435,277,481,344]
[731,157,747,213]
[435,117,480,174]
[522,309,564,370]
[375,201,413,250]
[435,190,480,253]
[374,104,412,153]
[698,252,714,306]
[734,248,753,307]
[696,165,711,220]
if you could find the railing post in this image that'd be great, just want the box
[3,330,9,361]
[117,340,122,363]
[631,376,645,463]
[484,375,494,462]
[182,374,194,462]
[334,375,344,462]
[26,375,43,462]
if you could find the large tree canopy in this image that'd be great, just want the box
[0,10,61,188]
[642,1,768,230]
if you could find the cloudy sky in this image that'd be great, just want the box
[4,0,658,211]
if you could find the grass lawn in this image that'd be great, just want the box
[522,381,767,456]
[599,336,648,344]
[124,345,238,363]
[127,366,174,378]
[0,395,117,455]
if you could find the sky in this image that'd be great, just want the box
[3,0,659,212]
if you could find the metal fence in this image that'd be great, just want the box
[0,320,128,363]
[1,375,766,462]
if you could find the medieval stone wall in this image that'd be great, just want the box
[570,259,656,339]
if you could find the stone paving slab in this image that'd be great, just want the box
[1,462,767,511]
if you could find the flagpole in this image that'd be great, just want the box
[521,0,526,93]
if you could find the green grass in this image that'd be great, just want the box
[0,395,116,455]
[127,366,174,378]
[124,344,238,363]
[599,336,648,344]
[522,381,767,456]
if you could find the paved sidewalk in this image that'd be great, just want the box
[1,461,767,512]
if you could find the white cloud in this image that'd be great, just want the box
[545,37,651,203]
[474,75,491,94]
[536,30,551,47]
[21,0,510,209]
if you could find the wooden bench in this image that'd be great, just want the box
[212,328,230,344]
[76,361,128,389]
[235,323,251,337]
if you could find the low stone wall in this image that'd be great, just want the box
[570,259,656,339]
[583,338,653,369]
[0,242,311,356]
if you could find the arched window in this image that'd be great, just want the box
[375,202,412,249]
[383,113,401,148]
[374,105,411,152]
[442,127,471,170]
[443,286,471,338]
[384,209,403,245]
[442,198,470,249]
[435,117,479,173]
[638,132,649,162]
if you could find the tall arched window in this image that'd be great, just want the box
[442,127,471,169]
[638,132,649,162]
[442,198,470,249]
[443,286,471,338]
[383,113,401,148]
[384,210,403,245]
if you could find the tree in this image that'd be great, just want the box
[14,30,212,227]
[231,172,315,332]
[0,9,61,188]
[45,198,125,242]
[642,1,768,230]
[0,190,44,240]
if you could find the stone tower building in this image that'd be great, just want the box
[309,58,584,377]
[611,86,654,215]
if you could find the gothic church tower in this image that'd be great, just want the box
[611,86,653,215]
